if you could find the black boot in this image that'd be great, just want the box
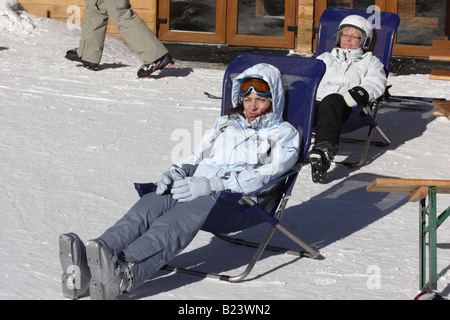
[309,141,337,184]
[65,48,99,71]
[137,53,174,78]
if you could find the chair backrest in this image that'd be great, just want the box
[316,8,400,74]
[220,53,326,163]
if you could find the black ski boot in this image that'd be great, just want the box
[137,53,174,78]
[309,141,337,184]
[59,233,91,299]
[65,48,99,71]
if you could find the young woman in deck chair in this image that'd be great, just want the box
[310,14,387,183]
[58,63,300,300]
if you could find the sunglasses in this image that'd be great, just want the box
[239,77,271,97]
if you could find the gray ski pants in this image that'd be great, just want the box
[77,0,168,64]
[98,192,217,288]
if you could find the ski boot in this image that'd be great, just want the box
[137,53,174,78]
[309,141,337,184]
[59,233,91,299]
[86,239,133,300]
[65,48,99,71]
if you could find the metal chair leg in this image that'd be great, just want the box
[337,102,390,167]
[161,196,319,282]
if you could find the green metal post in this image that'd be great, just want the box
[419,197,427,291]
[428,187,438,290]
[418,187,449,292]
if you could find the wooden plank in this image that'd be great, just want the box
[433,100,450,120]
[20,1,156,34]
[21,3,154,21]
[130,0,157,10]
[393,44,431,58]
[409,186,429,202]
[433,108,445,117]
[19,0,87,5]
[296,0,314,53]
[432,100,450,119]
[20,4,85,19]
[19,0,155,9]
[367,178,450,202]
[430,40,450,62]
[430,70,450,81]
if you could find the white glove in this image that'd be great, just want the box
[171,176,224,202]
[156,166,187,195]
[342,90,358,107]
[342,86,369,107]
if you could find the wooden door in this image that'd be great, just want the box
[158,0,297,49]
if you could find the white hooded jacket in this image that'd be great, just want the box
[178,63,300,194]
[316,47,387,103]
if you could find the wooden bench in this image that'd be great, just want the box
[367,178,450,293]
[367,178,450,201]
[429,70,450,81]
[429,40,450,62]
[432,100,450,120]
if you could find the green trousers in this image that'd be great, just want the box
[77,0,168,64]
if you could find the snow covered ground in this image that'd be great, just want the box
[1,3,449,300]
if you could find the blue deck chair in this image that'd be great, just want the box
[316,8,400,167]
[134,53,325,282]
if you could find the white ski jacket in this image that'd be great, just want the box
[316,47,387,103]
[179,63,300,194]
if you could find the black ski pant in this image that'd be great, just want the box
[313,93,352,152]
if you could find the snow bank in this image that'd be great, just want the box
[0,0,34,33]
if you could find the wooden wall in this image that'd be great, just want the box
[297,0,314,53]
[18,0,316,54]
[18,0,158,34]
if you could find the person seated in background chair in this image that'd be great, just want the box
[310,14,387,183]
[58,63,300,300]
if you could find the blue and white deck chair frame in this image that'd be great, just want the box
[134,53,325,282]
[316,8,400,167]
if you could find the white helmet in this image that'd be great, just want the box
[336,15,374,50]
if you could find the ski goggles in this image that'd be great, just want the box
[239,77,271,97]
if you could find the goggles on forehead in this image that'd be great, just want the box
[239,77,271,97]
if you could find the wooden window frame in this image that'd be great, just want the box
[225,0,296,48]
[158,0,227,44]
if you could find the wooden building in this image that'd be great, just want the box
[18,0,450,58]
